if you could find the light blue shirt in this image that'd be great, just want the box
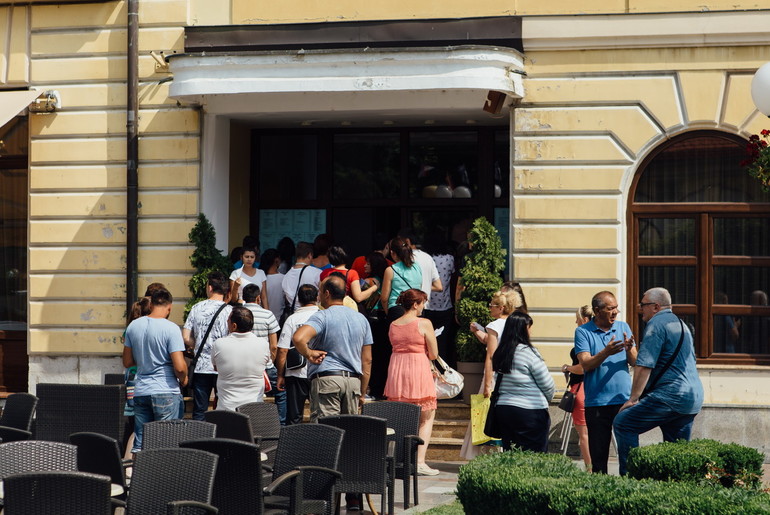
[574,319,633,407]
[304,305,373,377]
[124,316,185,396]
[387,262,423,308]
[496,344,555,409]
[637,309,703,414]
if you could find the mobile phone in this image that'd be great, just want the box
[472,322,485,332]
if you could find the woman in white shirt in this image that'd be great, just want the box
[230,246,268,307]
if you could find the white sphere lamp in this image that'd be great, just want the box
[752,62,770,116]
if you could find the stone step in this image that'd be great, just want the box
[426,436,464,461]
[432,419,468,439]
[435,400,470,420]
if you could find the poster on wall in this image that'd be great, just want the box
[259,209,327,251]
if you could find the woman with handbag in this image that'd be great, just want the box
[561,305,593,470]
[384,289,440,476]
[489,311,555,452]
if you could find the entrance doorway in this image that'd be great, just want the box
[250,127,510,259]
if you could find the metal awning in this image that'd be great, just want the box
[0,90,39,128]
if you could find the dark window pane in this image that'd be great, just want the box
[639,266,696,304]
[713,314,752,354]
[333,133,400,200]
[258,135,317,201]
[638,218,695,256]
[737,315,770,354]
[494,131,509,199]
[714,218,770,256]
[409,132,477,199]
[410,210,477,249]
[713,267,770,305]
[635,135,770,203]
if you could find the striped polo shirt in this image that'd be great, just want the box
[496,344,555,410]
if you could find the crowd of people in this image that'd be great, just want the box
[121,228,704,491]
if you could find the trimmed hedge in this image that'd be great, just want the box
[456,451,770,515]
[627,439,765,489]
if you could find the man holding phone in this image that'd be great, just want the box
[575,291,637,474]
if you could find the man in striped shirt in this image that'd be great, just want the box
[243,284,286,424]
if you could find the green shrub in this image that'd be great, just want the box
[627,439,765,489]
[185,213,231,319]
[456,450,770,515]
[419,501,465,515]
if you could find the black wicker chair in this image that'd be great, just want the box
[0,440,78,481]
[103,373,125,385]
[362,401,423,508]
[318,415,395,515]
[142,419,216,450]
[204,410,256,443]
[3,471,112,515]
[69,432,129,501]
[35,383,126,444]
[0,392,38,443]
[263,423,344,515]
[115,448,219,515]
[237,402,281,463]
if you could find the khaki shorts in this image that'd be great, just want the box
[309,375,361,422]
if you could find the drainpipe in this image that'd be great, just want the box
[126,0,139,314]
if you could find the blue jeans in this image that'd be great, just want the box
[132,393,184,452]
[265,365,287,425]
[613,396,696,476]
[192,373,218,421]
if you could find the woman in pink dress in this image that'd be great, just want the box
[385,289,440,476]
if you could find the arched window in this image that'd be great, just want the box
[629,131,770,364]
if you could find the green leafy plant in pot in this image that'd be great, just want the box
[455,217,506,363]
[185,213,232,320]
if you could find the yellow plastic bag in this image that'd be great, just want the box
[470,394,493,446]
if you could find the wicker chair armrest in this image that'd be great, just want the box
[166,500,219,514]
[295,465,342,479]
[0,426,32,442]
[405,434,424,447]
[261,463,274,475]
[111,499,127,509]
[263,469,301,495]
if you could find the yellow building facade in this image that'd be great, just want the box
[1,1,769,417]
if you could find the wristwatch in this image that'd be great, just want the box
[562,365,569,373]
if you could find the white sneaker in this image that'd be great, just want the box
[417,463,440,476]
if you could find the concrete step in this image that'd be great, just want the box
[435,400,470,420]
[426,436,464,461]
[432,419,468,439]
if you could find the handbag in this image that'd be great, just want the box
[558,383,580,413]
[186,302,228,393]
[483,372,504,439]
[263,370,272,394]
[432,356,464,400]
[470,394,493,446]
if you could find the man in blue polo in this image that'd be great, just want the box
[575,290,636,474]
[613,287,703,476]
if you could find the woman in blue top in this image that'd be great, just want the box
[380,236,423,320]
[490,311,555,452]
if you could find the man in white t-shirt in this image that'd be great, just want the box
[398,228,442,308]
[282,241,322,310]
[276,284,319,425]
[211,306,271,411]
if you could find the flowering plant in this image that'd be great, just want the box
[741,129,770,191]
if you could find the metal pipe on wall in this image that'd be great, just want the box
[126,0,139,314]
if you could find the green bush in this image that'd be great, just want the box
[627,439,765,489]
[419,501,465,515]
[455,217,505,362]
[456,451,770,515]
[184,213,231,319]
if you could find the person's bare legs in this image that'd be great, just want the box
[417,408,436,465]
[575,424,592,471]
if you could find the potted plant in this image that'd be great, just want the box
[185,213,231,319]
[455,217,505,402]
[741,129,770,192]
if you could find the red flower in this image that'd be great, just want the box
[762,129,770,137]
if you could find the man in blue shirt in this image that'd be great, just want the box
[575,291,636,474]
[613,287,703,475]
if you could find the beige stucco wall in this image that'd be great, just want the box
[26,0,197,361]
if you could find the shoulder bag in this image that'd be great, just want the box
[483,372,505,439]
[639,318,685,400]
[280,265,308,326]
[391,265,417,290]
[186,302,228,393]
[432,356,464,400]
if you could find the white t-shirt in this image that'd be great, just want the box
[486,317,507,340]
[413,249,441,309]
[282,265,322,308]
[265,273,286,322]
[229,267,267,302]
[211,331,271,411]
[277,305,320,379]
